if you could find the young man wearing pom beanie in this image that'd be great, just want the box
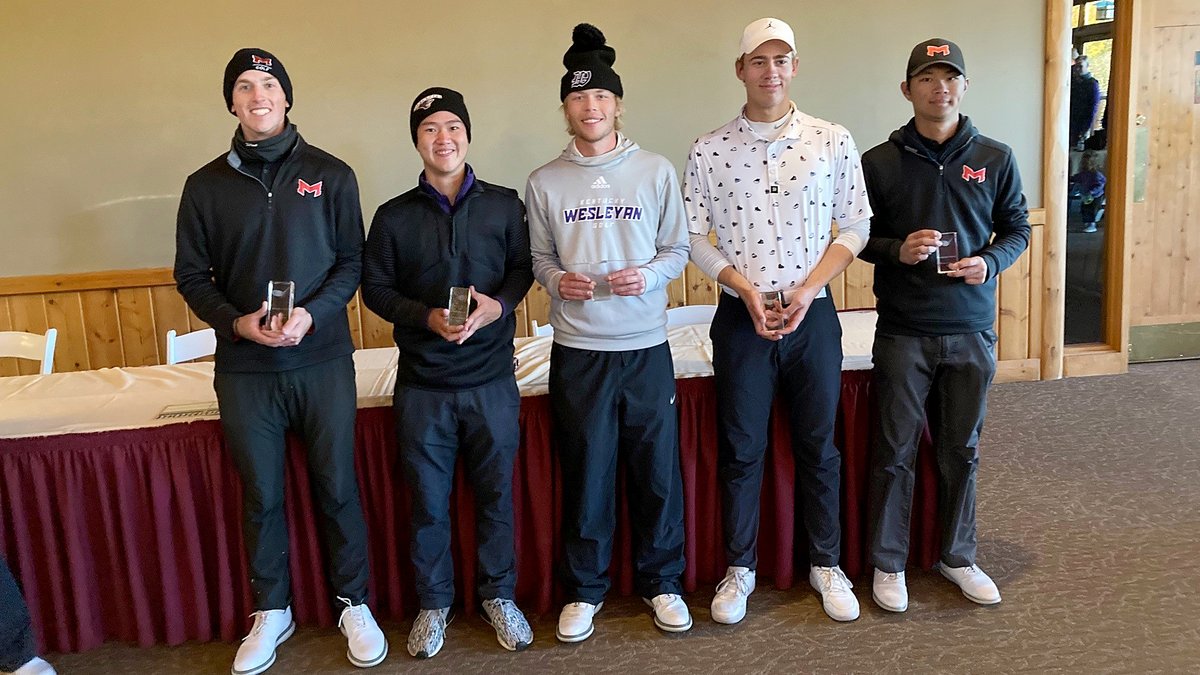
[174,48,386,674]
[683,18,872,624]
[526,23,692,643]
[362,86,534,658]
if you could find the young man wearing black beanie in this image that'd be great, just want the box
[174,47,387,675]
[362,86,534,659]
[526,23,692,643]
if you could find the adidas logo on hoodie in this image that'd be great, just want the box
[591,176,611,189]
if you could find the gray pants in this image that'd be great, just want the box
[867,330,997,572]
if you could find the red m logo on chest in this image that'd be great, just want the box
[961,165,986,183]
[297,179,323,197]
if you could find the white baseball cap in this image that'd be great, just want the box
[740,17,795,56]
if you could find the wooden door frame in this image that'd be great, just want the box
[1046,0,1137,378]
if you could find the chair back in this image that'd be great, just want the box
[666,305,717,327]
[0,328,57,375]
[166,328,217,365]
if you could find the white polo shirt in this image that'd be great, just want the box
[684,103,872,300]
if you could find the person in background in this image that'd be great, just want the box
[362,86,534,659]
[1072,150,1106,233]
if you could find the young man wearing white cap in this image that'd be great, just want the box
[860,39,1029,613]
[683,18,872,624]
[175,48,386,674]
[526,23,692,643]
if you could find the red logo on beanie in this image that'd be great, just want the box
[962,165,987,183]
[927,45,951,57]
[297,179,323,197]
[251,55,273,67]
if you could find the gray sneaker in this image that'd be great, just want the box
[406,607,451,659]
[481,598,533,651]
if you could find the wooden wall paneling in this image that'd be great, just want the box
[1103,0,1137,350]
[186,306,208,333]
[44,292,90,372]
[685,265,717,306]
[525,284,551,334]
[8,294,49,375]
[842,259,875,310]
[1149,26,1184,319]
[666,274,688,308]
[1028,224,1046,359]
[513,298,529,339]
[997,248,1032,362]
[150,285,194,361]
[345,292,365,350]
[79,290,125,369]
[828,269,846,309]
[1040,0,1071,380]
[116,288,160,366]
[359,303,395,348]
[0,298,18,377]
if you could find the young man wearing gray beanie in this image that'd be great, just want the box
[526,23,692,644]
[362,86,534,659]
[683,17,871,625]
[175,47,386,675]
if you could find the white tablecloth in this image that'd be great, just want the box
[0,311,875,439]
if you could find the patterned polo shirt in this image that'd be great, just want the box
[684,103,872,300]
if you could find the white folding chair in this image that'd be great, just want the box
[530,320,554,337]
[666,304,717,327]
[165,327,217,365]
[0,328,57,375]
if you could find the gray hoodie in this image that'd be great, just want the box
[526,134,690,351]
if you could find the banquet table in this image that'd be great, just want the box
[0,311,940,654]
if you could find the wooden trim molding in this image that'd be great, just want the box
[0,268,175,296]
[1040,0,1072,381]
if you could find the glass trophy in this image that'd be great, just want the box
[584,262,612,301]
[936,232,960,274]
[448,286,471,326]
[760,290,784,331]
[266,280,294,328]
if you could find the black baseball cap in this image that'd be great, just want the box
[907,38,966,78]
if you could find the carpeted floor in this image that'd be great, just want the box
[40,361,1200,674]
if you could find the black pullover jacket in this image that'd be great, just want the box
[362,176,533,391]
[174,134,364,372]
[860,116,1030,336]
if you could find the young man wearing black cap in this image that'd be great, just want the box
[683,17,871,625]
[362,87,534,659]
[526,23,692,643]
[174,48,386,674]
[860,39,1030,613]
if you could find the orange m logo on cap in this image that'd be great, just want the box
[251,55,272,66]
[927,45,951,57]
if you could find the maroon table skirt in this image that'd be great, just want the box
[0,372,939,654]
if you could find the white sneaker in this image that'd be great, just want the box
[407,607,451,659]
[337,598,388,668]
[644,593,692,632]
[11,656,56,675]
[556,601,602,643]
[711,566,756,624]
[808,565,860,622]
[938,562,1001,605]
[232,607,295,675]
[481,598,533,651]
[872,569,908,612]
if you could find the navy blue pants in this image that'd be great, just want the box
[550,342,686,604]
[214,355,370,613]
[711,292,844,569]
[0,557,35,672]
[394,377,520,609]
[868,330,997,572]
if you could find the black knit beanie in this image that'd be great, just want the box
[409,87,472,145]
[560,24,623,100]
[223,48,293,114]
